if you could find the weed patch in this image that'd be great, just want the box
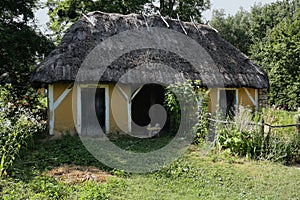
[1,133,299,199]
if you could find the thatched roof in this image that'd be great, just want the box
[31,12,269,89]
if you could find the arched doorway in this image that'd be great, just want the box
[131,84,169,135]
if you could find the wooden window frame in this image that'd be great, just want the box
[217,88,239,114]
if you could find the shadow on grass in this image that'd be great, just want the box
[9,133,174,181]
[108,132,174,153]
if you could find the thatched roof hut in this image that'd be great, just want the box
[31,11,269,89]
[31,12,269,136]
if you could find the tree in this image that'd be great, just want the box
[47,0,210,41]
[249,0,300,43]
[210,0,300,110]
[47,0,150,41]
[0,0,53,176]
[210,8,252,54]
[210,0,300,54]
[249,0,300,110]
[156,0,210,22]
[0,0,54,98]
[251,10,300,110]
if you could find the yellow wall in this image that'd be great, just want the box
[53,83,76,133]
[208,88,218,113]
[52,83,258,135]
[109,84,130,133]
[207,87,257,113]
[52,83,131,134]
[238,88,256,108]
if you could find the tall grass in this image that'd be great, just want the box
[213,106,300,163]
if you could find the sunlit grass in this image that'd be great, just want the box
[1,135,299,199]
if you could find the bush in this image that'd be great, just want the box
[164,80,208,142]
[214,106,300,163]
[261,107,300,163]
[0,85,46,176]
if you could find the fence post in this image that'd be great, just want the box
[261,117,265,135]
[260,117,266,156]
[297,114,300,137]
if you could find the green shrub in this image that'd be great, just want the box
[216,126,264,159]
[261,107,300,163]
[0,85,46,176]
[164,80,208,142]
[215,106,300,163]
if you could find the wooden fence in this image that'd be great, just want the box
[208,115,300,136]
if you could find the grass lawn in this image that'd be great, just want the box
[1,134,299,199]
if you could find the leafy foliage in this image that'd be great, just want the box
[215,106,300,163]
[164,80,208,142]
[0,0,36,21]
[0,0,54,98]
[0,86,46,176]
[249,0,300,42]
[155,0,210,22]
[47,0,150,42]
[210,0,300,110]
[0,1,53,177]
[47,0,210,41]
[251,10,300,110]
[210,8,252,54]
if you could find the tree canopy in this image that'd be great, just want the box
[47,0,210,41]
[47,0,149,40]
[157,0,210,21]
[0,0,54,98]
[210,0,300,110]
[252,10,300,110]
[210,9,251,54]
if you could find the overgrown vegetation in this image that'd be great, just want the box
[1,135,299,199]
[0,85,46,176]
[164,80,209,142]
[164,80,299,164]
[214,106,300,164]
[0,0,53,177]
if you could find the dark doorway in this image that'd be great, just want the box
[131,84,169,133]
[219,89,237,118]
[81,87,106,135]
[95,88,106,131]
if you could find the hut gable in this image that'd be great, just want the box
[31,12,269,89]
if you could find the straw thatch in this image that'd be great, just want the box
[31,11,269,89]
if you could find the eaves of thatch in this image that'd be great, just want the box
[31,11,269,89]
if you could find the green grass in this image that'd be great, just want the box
[119,151,300,200]
[1,134,300,199]
[263,109,299,137]
[108,133,174,153]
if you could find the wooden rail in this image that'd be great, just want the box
[208,114,300,134]
[208,119,300,128]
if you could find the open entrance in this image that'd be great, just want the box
[218,89,237,118]
[131,84,169,134]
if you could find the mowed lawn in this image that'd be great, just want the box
[1,135,299,199]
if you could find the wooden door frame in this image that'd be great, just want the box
[77,84,110,134]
